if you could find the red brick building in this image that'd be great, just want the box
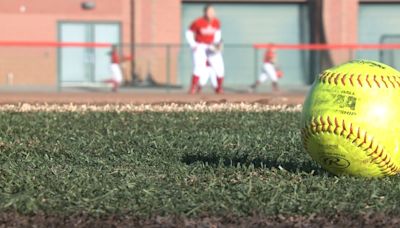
[0,0,181,87]
[0,0,399,88]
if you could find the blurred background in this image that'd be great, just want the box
[0,0,399,92]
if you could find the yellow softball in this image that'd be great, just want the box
[301,60,400,177]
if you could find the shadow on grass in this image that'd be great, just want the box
[181,154,327,175]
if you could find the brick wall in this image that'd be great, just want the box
[0,0,364,87]
[323,0,359,65]
[0,0,132,86]
[134,0,181,84]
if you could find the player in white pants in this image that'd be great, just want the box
[197,60,218,93]
[104,45,131,92]
[250,48,283,92]
[186,4,225,94]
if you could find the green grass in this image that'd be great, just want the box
[1,110,400,217]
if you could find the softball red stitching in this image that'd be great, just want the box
[366,139,373,150]
[357,74,363,87]
[381,75,389,88]
[334,73,340,85]
[334,117,339,134]
[347,123,353,139]
[318,71,400,88]
[301,117,400,175]
[328,73,335,84]
[393,76,400,87]
[386,76,395,88]
[366,74,372,88]
[341,74,347,86]
[374,75,381,88]
[340,119,346,136]
[349,74,354,86]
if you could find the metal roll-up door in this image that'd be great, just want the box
[358,4,400,69]
[180,3,309,89]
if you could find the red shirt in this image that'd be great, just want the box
[190,17,220,44]
[111,50,120,64]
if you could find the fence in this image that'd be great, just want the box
[0,41,400,92]
[380,35,400,70]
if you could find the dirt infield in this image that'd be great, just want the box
[0,92,305,105]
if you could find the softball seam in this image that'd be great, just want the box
[301,116,400,175]
[319,71,400,88]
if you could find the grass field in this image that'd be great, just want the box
[1,104,400,227]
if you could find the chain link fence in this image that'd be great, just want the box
[0,42,399,92]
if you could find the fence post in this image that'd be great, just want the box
[254,47,259,83]
[166,45,171,93]
[349,48,354,61]
[57,46,62,92]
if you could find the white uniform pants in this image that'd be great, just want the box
[192,44,224,83]
[110,63,123,83]
[199,66,218,88]
[259,62,278,83]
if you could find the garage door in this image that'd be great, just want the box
[180,3,309,89]
[358,4,400,69]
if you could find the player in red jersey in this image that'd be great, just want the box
[186,4,224,94]
[249,48,283,92]
[103,45,131,92]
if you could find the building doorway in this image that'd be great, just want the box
[58,22,120,86]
